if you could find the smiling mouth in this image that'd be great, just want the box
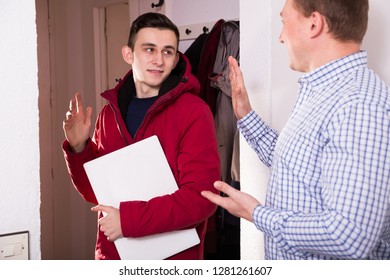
[148,69,164,74]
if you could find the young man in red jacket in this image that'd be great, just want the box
[62,12,221,260]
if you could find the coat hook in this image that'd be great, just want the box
[185,28,192,35]
[151,0,164,8]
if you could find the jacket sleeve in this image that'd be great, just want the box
[119,101,221,238]
[62,116,103,206]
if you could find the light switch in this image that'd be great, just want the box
[1,243,23,257]
[13,243,23,255]
[1,244,15,257]
[0,231,29,260]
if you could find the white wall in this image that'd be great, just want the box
[168,0,239,52]
[238,0,271,260]
[0,1,41,259]
[240,0,390,259]
[363,0,390,84]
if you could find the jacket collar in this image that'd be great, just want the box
[101,52,200,120]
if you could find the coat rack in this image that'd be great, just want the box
[178,21,215,41]
[151,0,164,8]
[178,19,238,41]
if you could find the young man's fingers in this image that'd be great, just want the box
[91,204,112,214]
[69,96,77,114]
[85,106,93,127]
[75,92,84,114]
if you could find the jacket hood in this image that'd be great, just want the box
[101,52,200,107]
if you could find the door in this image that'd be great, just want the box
[94,2,131,112]
[38,0,98,259]
[38,0,138,260]
[106,4,131,89]
[37,0,170,260]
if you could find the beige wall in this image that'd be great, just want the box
[38,0,100,260]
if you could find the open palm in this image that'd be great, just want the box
[228,56,252,120]
[63,92,93,153]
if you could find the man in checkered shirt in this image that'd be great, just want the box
[202,0,390,259]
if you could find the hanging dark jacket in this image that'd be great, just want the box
[196,19,225,116]
[210,21,240,185]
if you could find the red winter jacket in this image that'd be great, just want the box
[63,54,221,260]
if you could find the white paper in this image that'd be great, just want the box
[83,135,200,259]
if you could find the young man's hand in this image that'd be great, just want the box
[91,205,123,242]
[63,92,93,153]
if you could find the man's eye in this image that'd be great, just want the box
[163,50,173,56]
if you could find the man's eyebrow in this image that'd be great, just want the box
[164,45,177,52]
[141,43,176,51]
[141,42,157,48]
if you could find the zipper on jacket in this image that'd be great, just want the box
[132,97,167,141]
[109,103,130,146]
[132,83,184,141]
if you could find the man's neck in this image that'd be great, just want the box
[134,83,159,99]
[309,40,361,72]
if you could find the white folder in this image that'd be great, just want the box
[83,135,200,259]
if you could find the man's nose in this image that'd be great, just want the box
[152,52,163,65]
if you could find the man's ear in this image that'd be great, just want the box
[122,46,133,65]
[309,11,325,38]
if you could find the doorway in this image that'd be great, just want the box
[37,0,133,260]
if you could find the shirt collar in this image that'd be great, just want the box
[298,51,368,89]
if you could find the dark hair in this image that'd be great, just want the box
[293,0,369,43]
[127,12,180,49]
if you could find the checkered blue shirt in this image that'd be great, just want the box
[238,51,390,259]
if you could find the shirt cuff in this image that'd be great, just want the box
[237,110,257,127]
[253,205,300,255]
[252,205,280,238]
[237,110,269,139]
